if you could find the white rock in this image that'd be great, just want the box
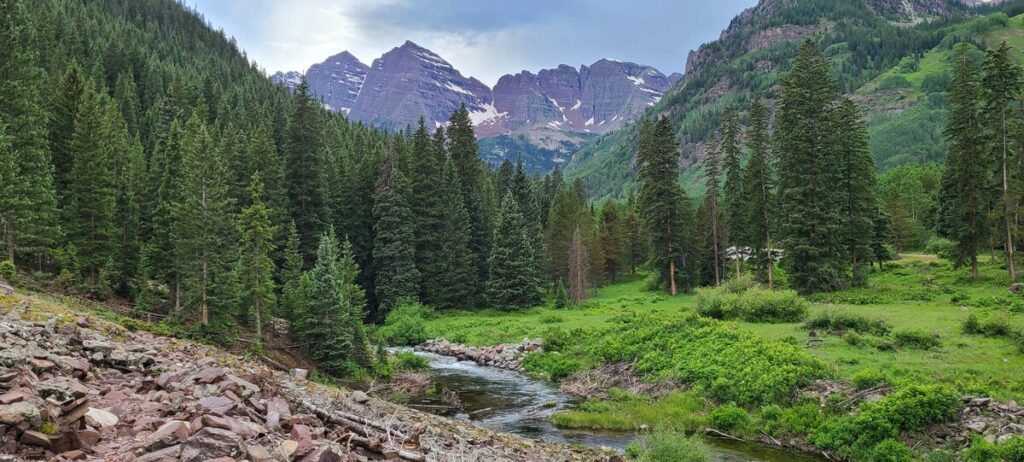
[84,407,119,427]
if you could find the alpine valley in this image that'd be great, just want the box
[271,41,682,172]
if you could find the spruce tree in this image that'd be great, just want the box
[173,113,236,328]
[567,226,589,304]
[703,135,724,286]
[372,145,420,317]
[637,117,688,295]
[743,99,775,287]
[487,194,541,309]
[434,155,476,308]
[337,238,370,367]
[284,79,328,263]
[833,98,877,286]
[448,104,491,289]
[545,181,590,284]
[65,82,119,284]
[623,191,647,275]
[720,108,745,278]
[0,119,15,264]
[237,174,277,340]
[941,44,987,279]
[598,202,625,283]
[302,231,354,375]
[776,41,845,293]
[981,41,1021,280]
[0,0,59,264]
[280,221,305,324]
[408,118,444,303]
[50,62,86,201]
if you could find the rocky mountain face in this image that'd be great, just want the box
[270,41,679,171]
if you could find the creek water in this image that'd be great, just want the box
[397,349,819,461]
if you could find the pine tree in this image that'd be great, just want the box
[173,113,236,328]
[623,191,647,275]
[115,133,145,292]
[703,135,724,286]
[720,108,745,278]
[0,0,59,264]
[0,118,15,264]
[65,82,119,284]
[285,79,328,264]
[372,144,420,317]
[448,104,491,289]
[237,174,277,340]
[776,40,846,293]
[743,99,775,287]
[114,70,141,137]
[280,221,305,324]
[487,194,541,309]
[545,181,590,284]
[408,118,444,303]
[833,98,877,287]
[434,155,476,308]
[941,44,987,279]
[50,62,86,201]
[302,231,353,375]
[598,202,625,283]
[981,41,1021,280]
[637,117,689,295]
[567,226,589,304]
[338,238,370,367]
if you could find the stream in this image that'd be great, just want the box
[397,349,819,461]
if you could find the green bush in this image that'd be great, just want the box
[589,313,824,405]
[625,432,711,462]
[695,286,808,323]
[925,237,956,260]
[813,385,961,458]
[963,313,1015,337]
[522,352,583,381]
[378,301,435,346]
[0,260,15,281]
[805,311,891,336]
[852,368,891,390]
[870,439,913,462]
[893,328,942,350]
[710,404,751,433]
[878,74,911,90]
[721,274,758,294]
[393,351,429,371]
[540,313,565,324]
[759,403,823,436]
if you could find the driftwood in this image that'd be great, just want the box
[297,397,426,462]
[0,279,13,296]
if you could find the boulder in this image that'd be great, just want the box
[289,368,308,381]
[19,430,52,449]
[0,402,39,425]
[83,408,119,428]
[197,396,235,415]
[136,444,182,462]
[143,420,191,451]
[351,391,369,404]
[179,427,242,462]
[0,390,26,405]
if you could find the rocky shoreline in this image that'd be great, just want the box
[413,338,543,372]
[0,293,619,461]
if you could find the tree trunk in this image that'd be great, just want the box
[766,236,774,289]
[1002,112,1015,280]
[669,260,677,296]
[710,197,721,286]
[201,259,209,325]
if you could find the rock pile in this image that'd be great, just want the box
[414,338,543,372]
[0,296,618,461]
[938,396,1024,446]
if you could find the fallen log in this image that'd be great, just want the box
[297,397,411,443]
[337,432,427,462]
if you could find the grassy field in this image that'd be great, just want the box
[422,255,1024,402]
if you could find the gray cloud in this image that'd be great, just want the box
[189,0,758,86]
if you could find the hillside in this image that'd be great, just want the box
[0,290,615,461]
[565,0,1024,200]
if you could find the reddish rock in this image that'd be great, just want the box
[135,444,181,462]
[0,390,25,404]
[179,427,242,462]
[19,430,52,449]
[75,428,101,447]
[266,397,290,429]
[59,449,86,460]
[197,396,234,415]
[193,367,225,384]
[142,420,191,451]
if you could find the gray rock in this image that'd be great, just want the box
[0,402,39,425]
[966,420,988,433]
[179,427,242,462]
[289,368,308,381]
[351,390,369,404]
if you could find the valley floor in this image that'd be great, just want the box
[416,255,1024,459]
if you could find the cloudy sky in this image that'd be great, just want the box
[187,0,758,86]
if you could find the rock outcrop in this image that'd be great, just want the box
[0,294,618,461]
[414,338,543,372]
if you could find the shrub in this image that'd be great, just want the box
[393,351,428,371]
[760,403,823,436]
[522,352,582,381]
[893,329,942,350]
[378,301,435,346]
[852,369,891,390]
[805,311,891,336]
[870,439,913,462]
[963,313,1015,337]
[878,74,911,90]
[625,432,712,462]
[0,260,14,282]
[695,286,808,323]
[540,313,564,324]
[721,274,758,294]
[925,237,956,260]
[589,313,825,405]
[710,404,751,433]
[813,385,961,458]
[1000,436,1024,461]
